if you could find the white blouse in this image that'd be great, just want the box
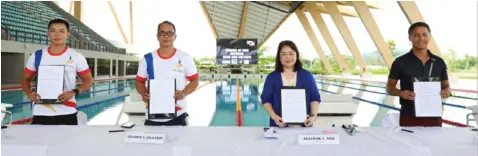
[281,72,297,87]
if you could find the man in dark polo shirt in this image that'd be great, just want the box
[386,22,451,127]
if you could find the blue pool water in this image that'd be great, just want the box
[1,79,135,123]
[2,77,476,127]
[210,79,269,127]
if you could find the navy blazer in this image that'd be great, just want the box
[260,69,321,127]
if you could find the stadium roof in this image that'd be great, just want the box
[200,1,381,47]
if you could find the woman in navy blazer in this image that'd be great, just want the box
[260,40,321,127]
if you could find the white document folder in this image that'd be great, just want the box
[36,65,65,103]
[414,82,442,117]
[280,87,307,124]
[148,78,176,116]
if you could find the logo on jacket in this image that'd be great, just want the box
[66,56,73,64]
[174,59,183,72]
[176,59,182,68]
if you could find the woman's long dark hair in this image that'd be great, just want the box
[275,40,303,72]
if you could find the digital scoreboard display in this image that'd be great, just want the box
[216,39,258,65]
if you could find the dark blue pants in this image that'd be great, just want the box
[144,113,188,126]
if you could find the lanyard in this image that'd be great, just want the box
[429,61,434,77]
[415,58,435,82]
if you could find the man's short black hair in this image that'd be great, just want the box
[408,22,430,37]
[48,19,70,31]
[275,40,303,72]
[157,21,176,34]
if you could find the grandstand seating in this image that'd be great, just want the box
[1,1,126,54]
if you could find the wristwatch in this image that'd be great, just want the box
[72,89,79,96]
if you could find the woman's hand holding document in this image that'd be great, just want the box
[304,115,317,127]
[413,81,442,117]
[272,115,287,127]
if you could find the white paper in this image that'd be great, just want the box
[414,82,442,117]
[37,66,64,99]
[1,145,48,156]
[149,78,176,114]
[281,89,307,123]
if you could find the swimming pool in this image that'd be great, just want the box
[1,79,135,124]
[210,79,269,127]
[2,77,476,127]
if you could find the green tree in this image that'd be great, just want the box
[464,54,478,70]
[443,48,457,71]
[342,55,357,70]
[310,58,326,74]
[325,56,341,73]
[258,46,267,58]
[258,46,275,68]
[387,40,402,58]
[198,57,215,63]
[300,57,312,69]
[442,48,478,72]
[194,58,200,67]
[256,46,275,73]
[364,53,377,65]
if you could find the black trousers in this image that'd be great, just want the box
[144,113,188,126]
[31,112,78,125]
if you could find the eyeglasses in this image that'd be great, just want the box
[158,31,175,37]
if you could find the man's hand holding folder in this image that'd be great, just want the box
[141,93,150,103]
[58,91,75,102]
[400,90,415,101]
[440,89,451,99]
[174,90,186,100]
[27,92,41,103]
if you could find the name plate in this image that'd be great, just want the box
[124,132,166,144]
[297,134,340,145]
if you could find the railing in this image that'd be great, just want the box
[318,87,468,127]
[10,94,129,125]
[9,79,215,125]
[318,75,478,93]
[316,80,469,109]
[1,76,135,91]
[1,81,129,100]
[1,28,126,54]
[321,78,478,101]
[5,85,130,108]
[1,78,134,101]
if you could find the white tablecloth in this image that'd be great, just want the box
[2,125,477,156]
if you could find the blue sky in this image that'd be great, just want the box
[57,0,477,59]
